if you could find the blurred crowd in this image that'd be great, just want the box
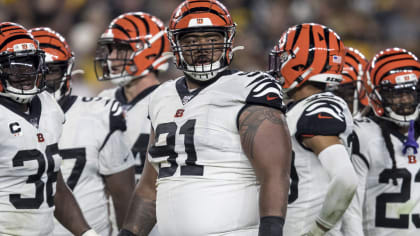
[1,0,419,95]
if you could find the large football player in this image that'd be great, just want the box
[269,23,358,236]
[327,47,369,118]
[118,1,292,236]
[95,12,171,182]
[343,48,420,236]
[29,27,135,235]
[0,22,99,236]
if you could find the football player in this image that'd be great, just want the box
[327,47,369,118]
[29,27,136,235]
[343,48,420,235]
[95,12,171,182]
[118,0,292,236]
[0,22,99,236]
[268,23,358,236]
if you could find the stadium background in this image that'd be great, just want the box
[1,0,419,96]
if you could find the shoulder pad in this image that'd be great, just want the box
[245,72,286,113]
[296,96,347,137]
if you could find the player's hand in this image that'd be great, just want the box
[81,229,101,236]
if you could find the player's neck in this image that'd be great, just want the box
[398,126,409,135]
[16,102,29,113]
[123,73,159,103]
[290,84,322,101]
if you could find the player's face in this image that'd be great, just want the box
[45,63,66,93]
[3,56,40,90]
[179,31,224,66]
[381,84,417,115]
[107,44,134,74]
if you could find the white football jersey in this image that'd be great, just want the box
[147,70,286,236]
[0,92,64,236]
[284,92,353,236]
[52,96,134,236]
[99,85,157,182]
[344,117,420,236]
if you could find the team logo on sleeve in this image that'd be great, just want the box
[296,98,347,137]
[305,100,345,122]
[246,75,284,101]
[245,73,286,112]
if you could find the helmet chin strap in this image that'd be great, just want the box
[0,82,39,103]
[381,106,420,127]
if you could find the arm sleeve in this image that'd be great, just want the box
[341,133,369,236]
[316,144,358,230]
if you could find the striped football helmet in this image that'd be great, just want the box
[0,22,47,103]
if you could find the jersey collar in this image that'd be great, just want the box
[58,95,77,114]
[115,85,159,110]
[0,95,42,128]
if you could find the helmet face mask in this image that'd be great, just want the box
[0,22,47,104]
[268,49,296,86]
[169,26,235,81]
[95,12,170,86]
[168,0,237,82]
[95,40,136,85]
[376,82,419,121]
[0,53,45,92]
[44,60,71,95]
[29,27,74,101]
[365,47,420,126]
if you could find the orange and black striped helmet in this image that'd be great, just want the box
[0,22,47,103]
[327,47,369,115]
[269,23,345,93]
[30,27,74,101]
[167,0,237,81]
[365,48,420,125]
[95,12,170,86]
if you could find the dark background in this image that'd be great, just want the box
[1,0,419,95]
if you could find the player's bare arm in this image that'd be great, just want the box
[54,171,91,236]
[239,105,292,232]
[104,166,135,228]
[120,129,158,236]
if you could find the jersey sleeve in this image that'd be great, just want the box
[98,130,135,175]
[296,97,348,138]
[341,133,369,236]
[244,72,287,113]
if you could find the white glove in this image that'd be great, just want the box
[81,229,101,236]
[301,222,327,236]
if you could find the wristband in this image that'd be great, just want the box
[258,216,285,236]
[118,229,137,236]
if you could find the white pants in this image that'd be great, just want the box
[156,178,259,236]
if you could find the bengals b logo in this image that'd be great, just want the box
[37,133,45,143]
[174,109,185,118]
